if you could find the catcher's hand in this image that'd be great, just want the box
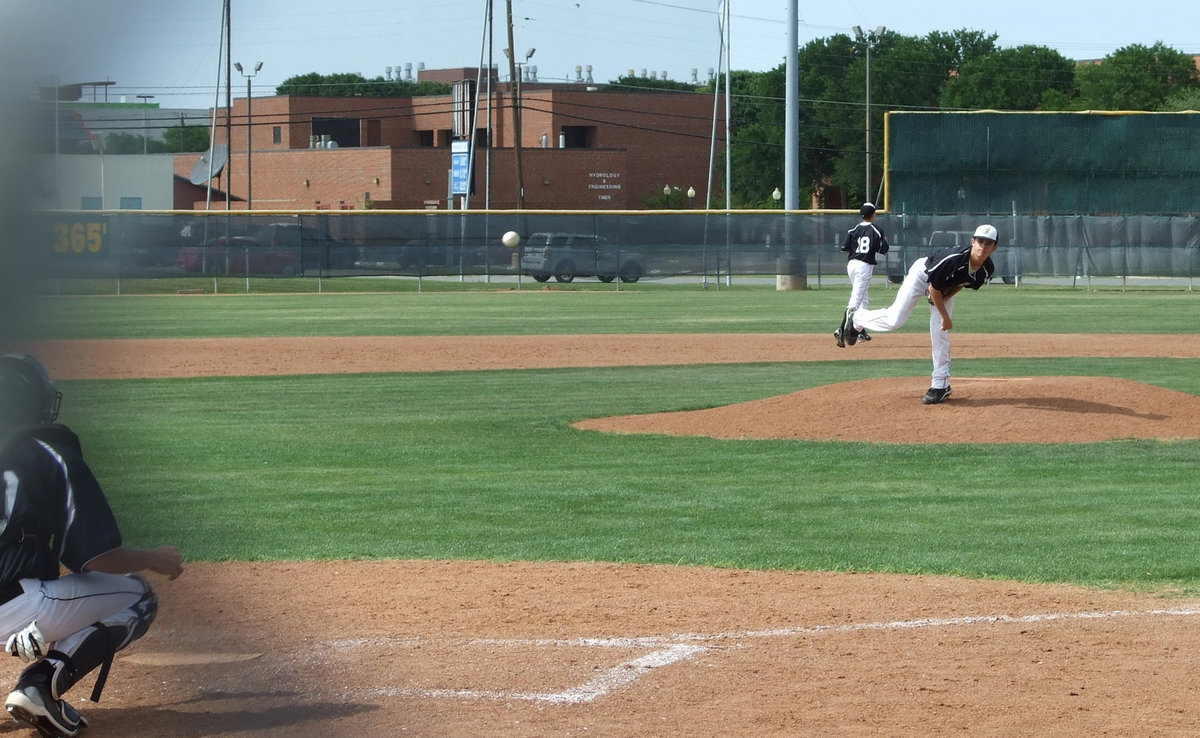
[6,620,47,663]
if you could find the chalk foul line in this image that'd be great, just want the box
[370,643,706,705]
[356,604,1200,705]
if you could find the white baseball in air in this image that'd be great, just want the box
[501,231,521,248]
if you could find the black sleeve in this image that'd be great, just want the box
[58,448,124,572]
[25,427,123,573]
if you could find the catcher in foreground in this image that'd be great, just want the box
[0,353,183,737]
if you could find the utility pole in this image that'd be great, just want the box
[224,0,232,210]
[504,0,524,208]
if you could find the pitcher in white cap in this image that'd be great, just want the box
[835,224,999,404]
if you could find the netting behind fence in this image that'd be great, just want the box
[886,111,1200,216]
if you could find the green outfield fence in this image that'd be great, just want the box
[886,111,1200,216]
[37,209,1200,290]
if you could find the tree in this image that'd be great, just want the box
[276,72,450,97]
[941,45,1077,110]
[710,69,782,208]
[1160,86,1200,111]
[77,125,210,155]
[1074,43,1200,110]
[604,75,702,93]
[808,29,998,205]
[163,124,213,154]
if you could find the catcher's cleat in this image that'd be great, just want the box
[921,386,952,405]
[833,327,845,348]
[5,683,88,738]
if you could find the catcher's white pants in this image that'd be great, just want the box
[852,257,955,389]
[845,259,874,310]
[0,573,151,654]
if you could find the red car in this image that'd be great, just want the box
[177,223,358,276]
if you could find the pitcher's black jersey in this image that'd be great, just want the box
[925,245,994,293]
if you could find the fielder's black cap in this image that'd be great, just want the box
[860,202,876,218]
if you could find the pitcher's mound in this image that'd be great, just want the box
[574,376,1200,444]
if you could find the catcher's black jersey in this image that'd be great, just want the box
[0,424,123,585]
[925,245,994,293]
[841,221,890,266]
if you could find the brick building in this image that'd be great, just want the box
[175,68,723,211]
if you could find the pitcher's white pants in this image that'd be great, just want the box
[845,259,874,310]
[851,257,955,390]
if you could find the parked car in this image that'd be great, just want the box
[518,232,644,283]
[177,222,359,276]
[356,239,444,271]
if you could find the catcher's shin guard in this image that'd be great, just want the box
[33,579,159,703]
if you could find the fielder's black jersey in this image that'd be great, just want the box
[924,245,994,293]
[841,221,890,266]
[0,423,123,586]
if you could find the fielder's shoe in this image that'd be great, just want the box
[921,386,952,405]
[842,308,859,346]
[833,327,845,348]
[5,683,87,738]
[858,329,871,342]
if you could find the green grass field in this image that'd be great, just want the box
[30,285,1200,593]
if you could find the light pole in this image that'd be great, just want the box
[687,186,696,209]
[853,25,884,203]
[772,187,782,208]
[235,61,263,209]
[504,44,535,208]
[135,95,154,154]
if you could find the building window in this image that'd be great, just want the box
[561,126,595,148]
[119,197,142,210]
[81,197,102,210]
[418,130,434,147]
[273,126,282,144]
[312,117,360,147]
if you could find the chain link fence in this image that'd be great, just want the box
[35,209,1200,291]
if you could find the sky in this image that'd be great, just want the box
[4,0,1199,110]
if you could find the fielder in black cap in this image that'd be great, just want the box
[834,203,889,347]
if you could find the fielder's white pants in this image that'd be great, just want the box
[845,259,874,311]
[852,257,955,390]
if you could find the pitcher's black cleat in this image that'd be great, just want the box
[921,386,952,404]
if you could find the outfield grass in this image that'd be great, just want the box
[29,288,1200,592]
[18,283,1199,339]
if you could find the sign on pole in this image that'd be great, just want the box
[451,140,470,196]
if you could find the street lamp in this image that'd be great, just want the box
[687,186,696,209]
[235,61,263,209]
[772,187,782,208]
[135,94,154,154]
[853,25,885,203]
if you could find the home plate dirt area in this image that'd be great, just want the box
[16,333,1200,737]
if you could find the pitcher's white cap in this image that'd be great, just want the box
[973,224,998,242]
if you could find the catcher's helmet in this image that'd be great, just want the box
[0,353,62,427]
